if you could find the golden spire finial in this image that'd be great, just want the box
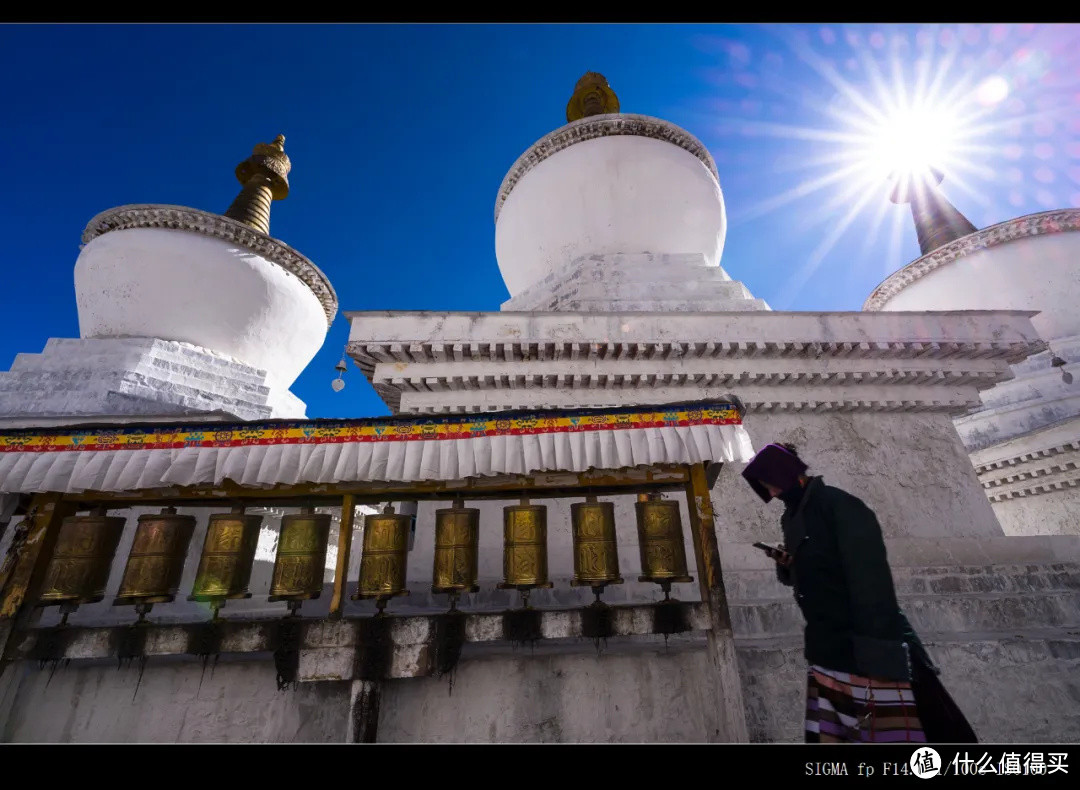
[224,134,291,235]
[566,72,620,122]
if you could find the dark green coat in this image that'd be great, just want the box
[776,476,910,681]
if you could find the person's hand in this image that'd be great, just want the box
[764,545,792,567]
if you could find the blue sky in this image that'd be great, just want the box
[2,23,1078,419]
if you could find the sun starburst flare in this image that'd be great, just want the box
[707,23,1080,309]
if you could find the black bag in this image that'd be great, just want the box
[900,611,979,744]
[910,651,979,743]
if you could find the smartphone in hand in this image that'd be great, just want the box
[753,541,791,565]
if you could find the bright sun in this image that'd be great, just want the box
[861,104,962,183]
[721,27,1015,305]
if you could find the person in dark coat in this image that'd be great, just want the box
[741,442,977,744]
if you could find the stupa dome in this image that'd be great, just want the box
[73,135,337,391]
[494,73,727,298]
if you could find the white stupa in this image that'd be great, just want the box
[0,136,337,426]
[865,169,1080,535]
[497,72,768,314]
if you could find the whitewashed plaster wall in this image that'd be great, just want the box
[75,228,328,390]
[991,490,1080,536]
[377,641,723,743]
[0,660,350,743]
[868,224,1080,343]
[495,134,726,297]
[712,411,1005,542]
[0,337,307,424]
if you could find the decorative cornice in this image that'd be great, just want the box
[81,204,338,325]
[494,114,720,222]
[974,440,1080,502]
[864,209,1080,311]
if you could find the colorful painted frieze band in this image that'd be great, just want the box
[0,401,742,454]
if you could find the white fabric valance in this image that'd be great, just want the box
[0,402,753,495]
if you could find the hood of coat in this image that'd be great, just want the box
[741,443,808,502]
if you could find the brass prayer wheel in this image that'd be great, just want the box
[39,506,126,609]
[353,505,411,609]
[431,499,480,596]
[114,506,197,614]
[498,499,553,591]
[635,494,693,589]
[570,497,623,590]
[269,506,332,604]
[189,505,263,606]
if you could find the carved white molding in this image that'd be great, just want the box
[974,439,1080,502]
[345,309,1046,415]
[494,114,720,222]
[81,204,338,324]
[864,209,1080,311]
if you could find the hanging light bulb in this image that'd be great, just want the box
[331,350,348,392]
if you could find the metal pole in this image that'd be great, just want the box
[329,494,357,619]
[684,462,749,742]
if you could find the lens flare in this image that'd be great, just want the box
[860,103,962,181]
[976,75,1009,105]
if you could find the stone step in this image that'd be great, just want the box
[556,280,756,302]
[558,299,769,313]
[723,563,1080,602]
[728,589,1080,641]
[138,357,271,395]
[736,633,1080,743]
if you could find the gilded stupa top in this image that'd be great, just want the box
[80,133,338,323]
[566,72,620,122]
[224,133,291,236]
[496,73,718,222]
[235,133,291,200]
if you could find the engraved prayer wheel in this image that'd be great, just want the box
[570,496,623,592]
[39,506,126,611]
[498,499,553,591]
[269,506,332,605]
[114,507,197,616]
[353,505,411,610]
[635,494,693,591]
[431,499,480,598]
[189,506,263,608]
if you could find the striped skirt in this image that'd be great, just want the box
[805,665,926,743]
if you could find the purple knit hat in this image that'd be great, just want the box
[741,443,809,502]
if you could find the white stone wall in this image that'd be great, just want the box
[0,337,307,425]
[495,135,726,297]
[75,228,328,390]
[377,641,723,743]
[716,411,1004,542]
[870,225,1080,343]
[500,253,769,314]
[0,660,350,743]
[991,489,1080,536]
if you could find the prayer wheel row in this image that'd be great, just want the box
[37,504,306,620]
[36,493,693,618]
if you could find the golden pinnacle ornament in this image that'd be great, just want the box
[114,506,197,622]
[431,498,480,610]
[269,506,332,615]
[188,505,263,619]
[39,506,126,624]
[635,493,693,599]
[565,72,620,122]
[570,496,623,603]
[498,498,552,608]
[353,505,411,614]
